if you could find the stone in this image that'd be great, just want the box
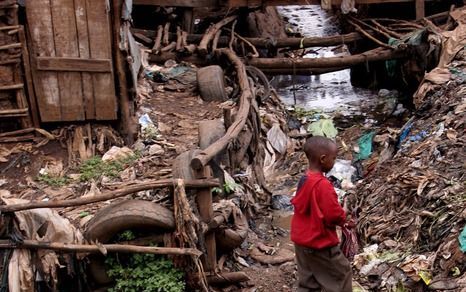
[149,144,164,156]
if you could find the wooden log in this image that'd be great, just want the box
[228,20,237,51]
[191,48,252,170]
[175,26,182,51]
[133,28,363,48]
[224,28,259,58]
[0,135,34,143]
[152,25,163,53]
[148,48,405,72]
[163,22,170,46]
[347,19,393,49]
[161,41,176,52]
[0,128,35,137]
[194,167,216,272]
[0,239,202,256]
[246,47,407,69]
[260,67,346,75]
[206,272,250,285]
[370,20,403,39]
[0,178,220,213]
[212,30,222,50]
[198,15,237,56]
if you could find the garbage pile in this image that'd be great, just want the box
[352,12,466,290]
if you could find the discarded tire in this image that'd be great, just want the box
[197,65,228,102]
[84,200,175,286]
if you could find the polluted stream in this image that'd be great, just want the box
[270,5,393,232]
[273,5,384,123]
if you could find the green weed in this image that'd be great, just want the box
[79,154,138,182]
[106,253,185,292]
[37,174,70,187]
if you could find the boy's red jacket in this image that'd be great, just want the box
[290,171,346,249]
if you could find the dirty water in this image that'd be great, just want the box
[269,5,384,236]
[274,5,379,117]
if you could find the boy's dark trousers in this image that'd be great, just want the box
[295,244,352,292]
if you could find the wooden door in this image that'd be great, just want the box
[25,0,118,122]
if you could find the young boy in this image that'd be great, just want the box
[291,136,354,292]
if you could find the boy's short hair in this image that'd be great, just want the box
[303,136,336,162]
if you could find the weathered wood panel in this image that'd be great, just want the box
[37,57,112,72]
[25,0,61,121]
[26,0,118,122]
[51,0,84,121]
[75,0,95,119]
[86,0,117,120]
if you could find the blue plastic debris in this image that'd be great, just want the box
[459,225,466,253]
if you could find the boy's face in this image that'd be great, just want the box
[320,143,338,173]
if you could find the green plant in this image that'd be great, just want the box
[117,230,136,241]
[79,155,138,182]
[223,181,244,194]
[37,174,70,187]
[106,253,185,292]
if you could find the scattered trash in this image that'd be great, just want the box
[271,194,293,211]
[138,114,159,139]
[356,132,375,160]
[459,225,466,253]
[267,123,288,155]
[327,159,356,188]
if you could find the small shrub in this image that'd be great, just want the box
[37,174,70,187]
[79,155,138,182]
[106,253,185,292]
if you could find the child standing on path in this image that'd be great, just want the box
[291,136,355,292]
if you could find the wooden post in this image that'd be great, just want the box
[181,8,194,34]
[415,0,425,20]
[193,166,217,272]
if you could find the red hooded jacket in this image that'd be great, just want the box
[290,171,346,249]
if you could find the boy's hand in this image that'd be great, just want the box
[343,219,356,229]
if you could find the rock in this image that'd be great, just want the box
[149,144,164,156]
[102,146,134,162]
[132,141,146,152]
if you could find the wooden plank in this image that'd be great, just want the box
[87,0,117,120]
[19,27,41,127]
[0,84,23,90]
[36,57,112,72]
[75,0,95,120]
[50,0,85,121]
[416,0,425,20]
[25,0,61,122]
